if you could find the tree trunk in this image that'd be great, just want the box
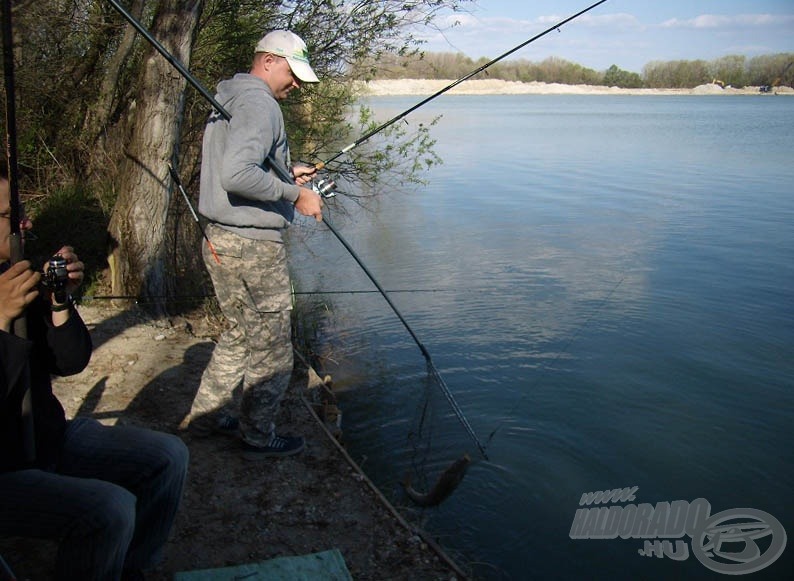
[107,0,204,314]
[82,0,146,168]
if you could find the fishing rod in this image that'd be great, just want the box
[108,0,230,119]
[0,554,16,581]
[167,163,221,264]
[315,0,608,170]
[269,158,490,458]
[105,0,236,253]
[2,0,35,464]
[106,0,490,457]
[2,0,23,272]
[320,210,488,457]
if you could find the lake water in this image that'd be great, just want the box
[287,95,794,580]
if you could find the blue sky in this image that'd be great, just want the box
[417,0,794,73]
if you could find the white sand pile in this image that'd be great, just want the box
[357,79,791,97]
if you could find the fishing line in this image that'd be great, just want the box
[78,287,485,303]
[295,288,455,295]
[483,273,627,451]
[106,0,489,457]
[314,0,609,170]
[105,0,610,460]
[405,373,437,496]
[109,0,488,458]
[286,165,490,459]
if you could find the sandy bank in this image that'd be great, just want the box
[0,304,467,580]
[358,79,794,97]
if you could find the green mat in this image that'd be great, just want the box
[173,549,352,581]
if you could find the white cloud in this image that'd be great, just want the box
[661,13,794,29]
[431,11,642,41]
[414,7,793,72]
[537,12,640,29]
[592,13,643,29]
[734,13,792,26]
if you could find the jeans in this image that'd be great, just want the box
[0,417,189,580]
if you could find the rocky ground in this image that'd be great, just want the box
[0,304,467,580]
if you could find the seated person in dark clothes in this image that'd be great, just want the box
[0,165,189,580]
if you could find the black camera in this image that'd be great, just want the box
[42,254,69,303]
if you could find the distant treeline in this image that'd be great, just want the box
[371,52,794,89]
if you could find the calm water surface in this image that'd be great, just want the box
[287,95,794,580]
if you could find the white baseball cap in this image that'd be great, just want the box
[255,30,319,83]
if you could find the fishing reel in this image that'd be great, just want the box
[311,174,337,198]
[41,254,69,303]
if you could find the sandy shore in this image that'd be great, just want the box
[359,78,794,96]
[0,304,466,580]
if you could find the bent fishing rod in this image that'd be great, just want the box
[315,0,608,170]
[266,163,489,458]
[106,0,490,457]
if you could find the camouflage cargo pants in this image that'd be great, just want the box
[189,223,293,447]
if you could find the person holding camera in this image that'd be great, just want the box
[184,30,323,458]
[0,168,189,580]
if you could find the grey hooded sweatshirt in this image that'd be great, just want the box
[198,73,301,242]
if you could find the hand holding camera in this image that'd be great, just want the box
[41,246,84,306]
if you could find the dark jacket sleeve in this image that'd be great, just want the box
[41,307,93,376]
[1,302,92,472]
[0,304,90,400]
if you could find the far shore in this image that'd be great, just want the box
[358,78,794,97]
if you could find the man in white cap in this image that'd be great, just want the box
[255,30,320,85]
[187,30,323,458]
